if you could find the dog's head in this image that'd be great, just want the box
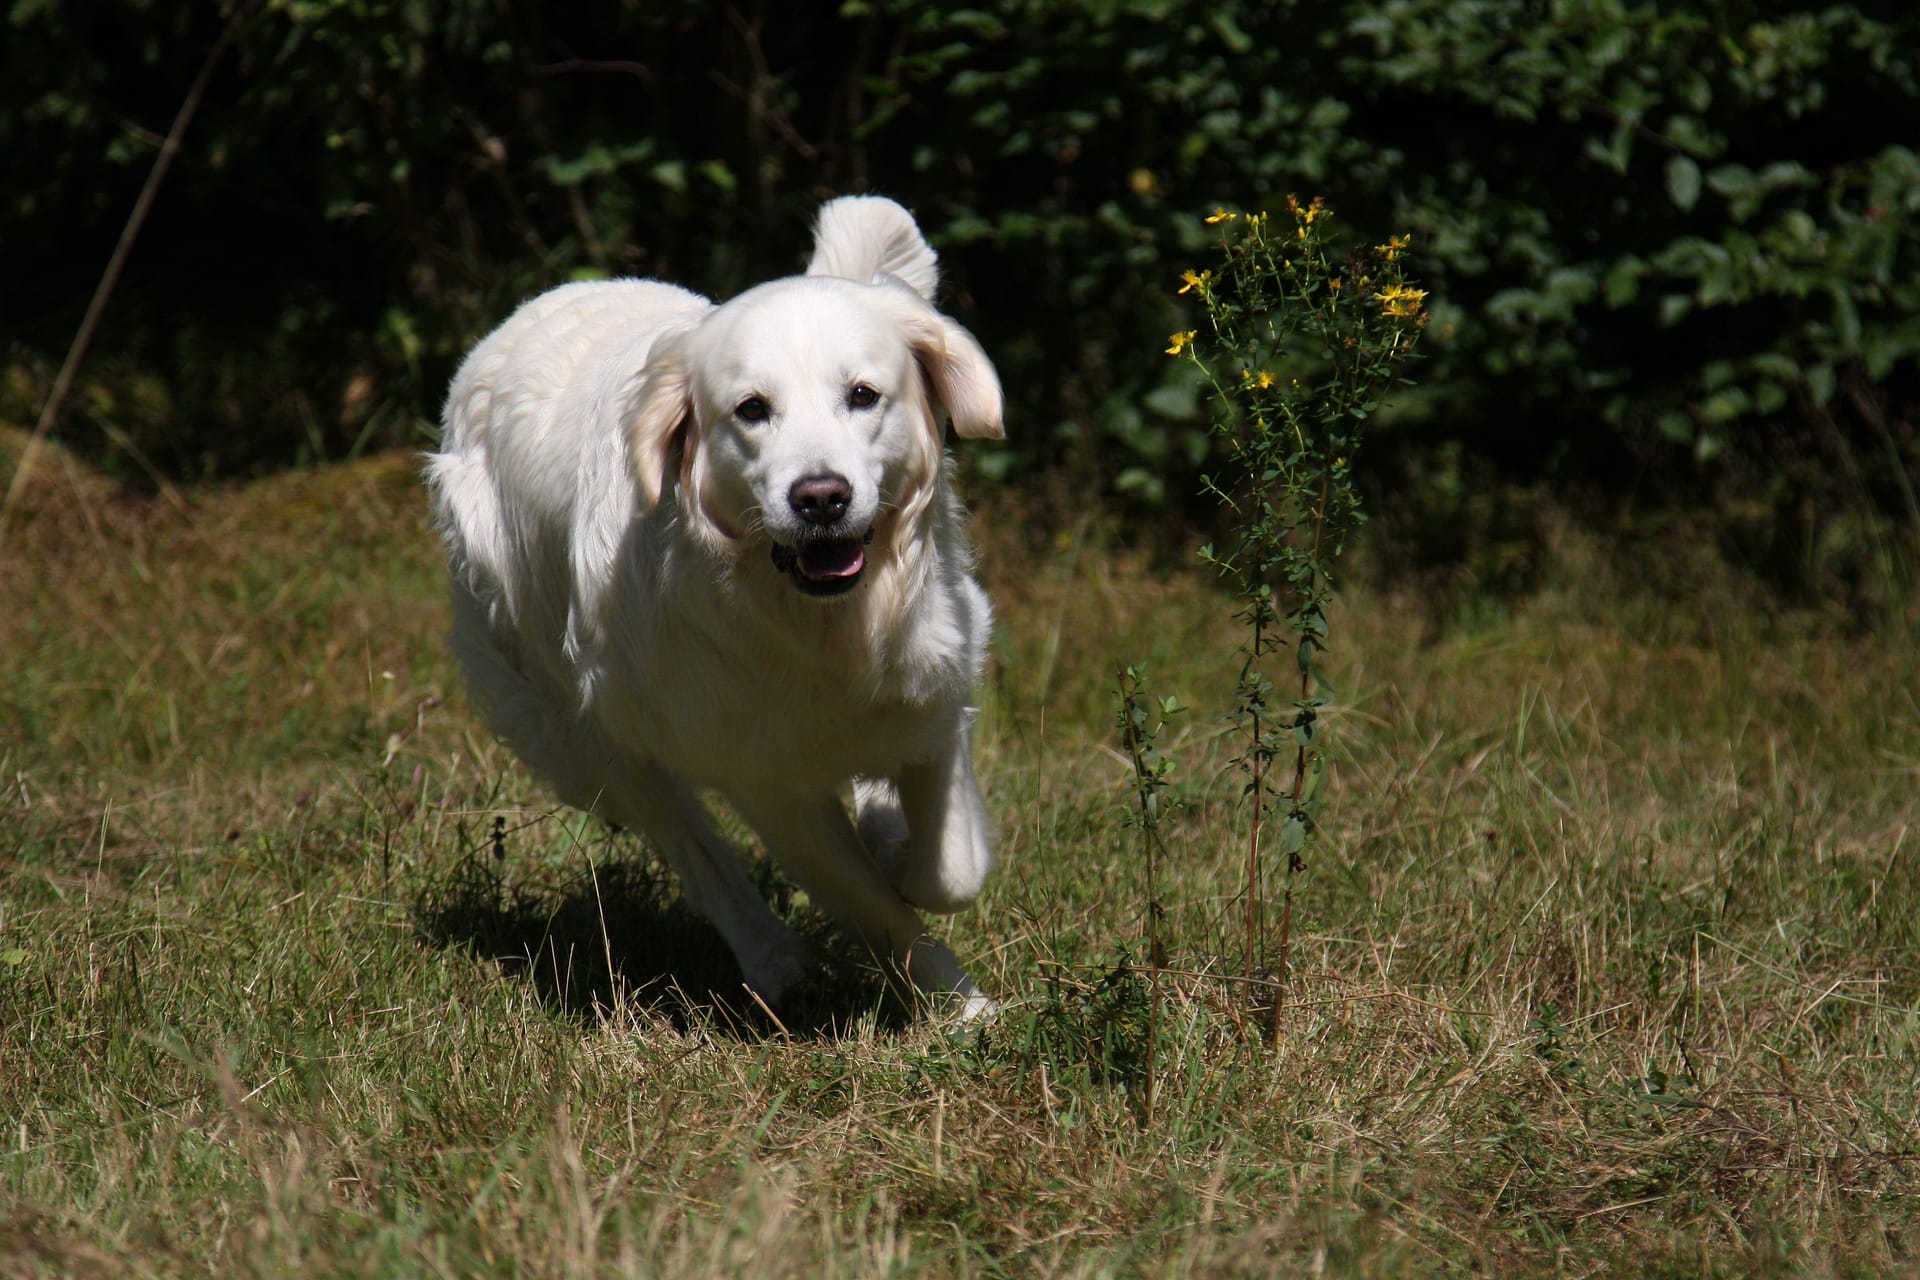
[625,199,1002,598]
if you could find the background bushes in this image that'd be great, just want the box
[6,0,1916,589]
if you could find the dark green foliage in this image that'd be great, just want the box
[5,0,1917,576]
[987,950,1164,1095]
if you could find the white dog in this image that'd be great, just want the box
[427,197,1003,1019]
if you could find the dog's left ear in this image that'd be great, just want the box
[907,310,1005,441]
[626,334,696,513]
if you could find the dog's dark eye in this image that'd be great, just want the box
[735,395,771,423]
[847,384,880,410]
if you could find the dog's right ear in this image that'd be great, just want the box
[626,335,695,515]
[807,196,940,303]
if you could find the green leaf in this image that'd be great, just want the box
[1700,388,1749,424]
[1279,816,1308,855]
[649,160,688,193]
[1664,114,1714,157]
[1143,382,1200,420]
[1705,164,1754,201]
[1807,363,1837,407]
[1300,753,1327,807]
[542,140,653,186]
[1114,467,1164,503]
[1665,155,1702,211]
[1657,410,1694,443]
[1208,11,1254,55]
[1604,257,1644,307]
[1829,287,1861,347]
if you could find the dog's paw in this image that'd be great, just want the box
[939,974,998,1028]
[740,940,814,1008]
[901,934,995,1028]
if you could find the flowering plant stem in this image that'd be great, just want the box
[1171,199,1425,1035]
[1115,665,1181,1117]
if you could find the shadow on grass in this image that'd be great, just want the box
[411,833,911,1040]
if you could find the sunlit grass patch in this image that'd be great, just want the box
[2,439,1916,1275]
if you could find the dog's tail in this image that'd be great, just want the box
[806,196,940,303]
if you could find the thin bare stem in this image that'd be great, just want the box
[1117,666,1174,1120]
[1243,640,1265,999]
[2,7,245,542]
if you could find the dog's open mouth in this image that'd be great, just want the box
[771,529,874,597]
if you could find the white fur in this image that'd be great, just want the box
[428,197,1003,1019]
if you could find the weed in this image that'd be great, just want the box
[1125,201,1425,1032]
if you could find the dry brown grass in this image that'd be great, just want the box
[2,432,1917,1277]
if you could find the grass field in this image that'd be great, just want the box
[3,431,1917,1277]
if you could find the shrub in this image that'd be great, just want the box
[5,0,1915,585]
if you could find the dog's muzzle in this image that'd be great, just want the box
[770,528,875,597]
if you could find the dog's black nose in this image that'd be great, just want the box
[789,473,853,525]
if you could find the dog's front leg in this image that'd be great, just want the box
[734,790,992,1020]
[889,711,994,915]
[595,767,814,1005]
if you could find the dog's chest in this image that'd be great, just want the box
[596,604,967,790]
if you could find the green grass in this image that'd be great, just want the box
[3,431,1917,1277]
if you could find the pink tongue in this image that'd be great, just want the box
[798,538,866,579]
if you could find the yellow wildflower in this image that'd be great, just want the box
[1329,277,1342,292]
[1378,283,1429,318]
[1205,208,1237,224]
[1165,329,1197,356]
[1375,233,1411,261]
[1257,370,1276,389]
[1177,269,1212,295]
